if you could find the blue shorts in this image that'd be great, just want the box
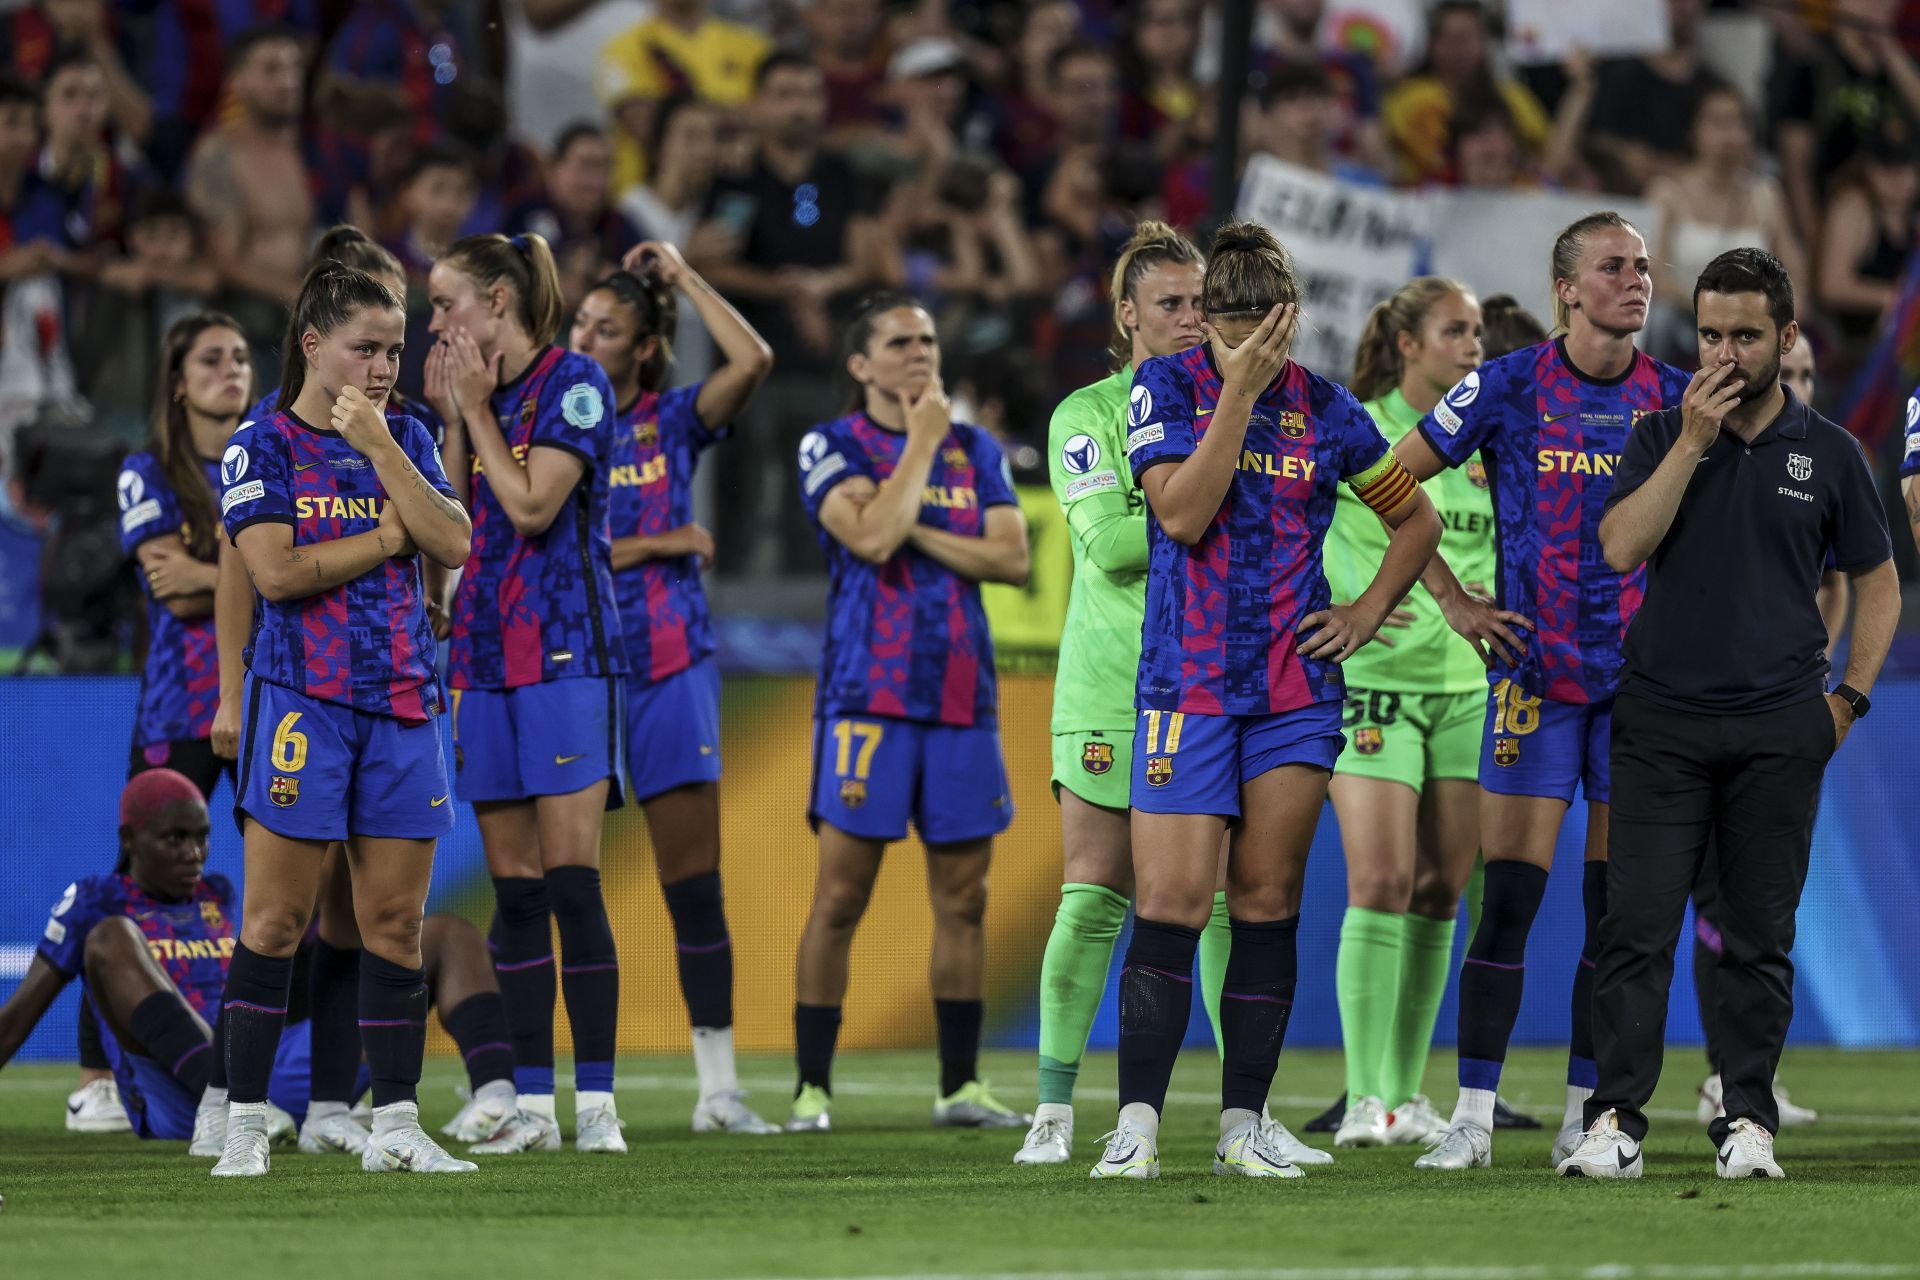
[453,677,625,807]
[1130,701,1346,817]
[1478,679,1612,804]
[624,659,722,804]
[107,1018,314,1139]
[237,676,454,841]
[809,714,1013,845]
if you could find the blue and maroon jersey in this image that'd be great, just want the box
[1127,350,1414,716]
[1900,384,1920,478]
[38,873,238,1024]
[607,382,724,684]
[220,407,453,722]
[1417,337,1690,704]
[132,0,321,126]
[248,388,442,447]
[450,347,626,690]
[118,450,222,747]
[799,412,1017,727]
[325,0,463,143]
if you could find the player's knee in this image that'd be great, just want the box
[241,900,312,955]
[1348,865,1414,913]
[354,895,425,958]
[1226,882,1300,921]
[1406,870,1459,921]
[82,915,144,977]
[930,877,987,928]
[810,880,872,933]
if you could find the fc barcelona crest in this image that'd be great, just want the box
[1353,727,1383,755]
[1466,460,1489,490]
[839,778,868,809]
[1276,411,1308,440]
[200,900,226,931]
[1493,737,1520,767]
[1081,741,1114,775]
[269,776,300,808]
[1145,756,1173,787]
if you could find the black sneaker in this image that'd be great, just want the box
[1303,1093,1346,1134]
[1492,1095,1541,1130]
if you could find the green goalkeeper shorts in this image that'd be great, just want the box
[1334,687,1483,792]
[1051,728,1132,811]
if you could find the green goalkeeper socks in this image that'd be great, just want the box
[1336,906,1404,1101]
[1035,883,1128,1106]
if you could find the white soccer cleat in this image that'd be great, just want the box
[1716,1118,1785,1179]
[933,1079,1029,1129]
[1089,1120,1158,1179]
[1551,1116,1585,1167]
[1773,1082,1818,1127]
[1334,1094,1389,1148]
[1259,1109,1333,1165]
[210,1113,272,1177]
[468,1108,562,1154]
[1384,1095,1445,1147]
[692,1089,780,1135]
[363,1104,478,1173]
[1215,1113,1306,1179]
[786,1083,832,1132]
[264,1101,298,1146]
[1413,1120,1493,1170]
[65,1078,131,1133]
[299,1109,371,1156]
[1013,1110,1073,1165]
[1699,1072,1818,1127]
[189,1090,228,1157]
[442,1080,517,1143]
[1557,1109,1643,1178]
[575,1102,628,1154]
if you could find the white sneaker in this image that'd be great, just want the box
[1089,1120,1158,1179]
[1383,1095,1446,1146]
[576,1103,628,1154]
[1774,1082,1818,1127]
[1215,1113,1306,1179]
[468,1108,562,1154]
[1697,1072,1725,1125]
[298,1109,371,1156]
[1413,1120,1493,1170]
[692,1089,780,1134]
[1013,1110,1073,1165]
[1717,1118,1784,1179]
[1334,1094,1389,1148]
[189,1090,228,1157]
[1556,1109,1643,1178]
[442,1081,517,1143]
[1259,1110,1333,1166]
[1551,1116,1585,1167]
[363,1104,479,1173]
[1699,1072,1819,1128]
[932,1079,1029,1128]
[264,1101,298,1146]
[210,1112,271,1177]
[65,1079,131,1133]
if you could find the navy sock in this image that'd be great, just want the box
[662,870,733,1030]
[207,1006,227,1090]
[77,993,109,1070]
[1220,916,1299,1114]
[546,866,618,1094]
[1569,861,1606,1089]
[222,943,293,1105]
[1456,861,1548,1093]
[934,998,983,1097]
[130,990,213,1096]
[490,876,555,1096]
[794,1003,842,1094]
[359,952,427,1108]
[308,939,362,1104]
[441,992,516,1091]
[1116,917,1201,1113]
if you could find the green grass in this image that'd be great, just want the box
[2,1047,1917,1280]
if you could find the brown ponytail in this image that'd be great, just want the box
[150,312,248,561]
[277,262,404,408]
[1108,219,1204,367]
[1349,276,1474,403]
[442,232,567,348]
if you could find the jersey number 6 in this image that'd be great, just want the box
[271,712,309,772]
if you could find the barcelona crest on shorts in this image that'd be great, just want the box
[1145,756,1173,787]
[1466,460,1489,489]
[1353,727,1383,755]
[1082,741,1114,775]
[269,775,300,807]
[1277,411,1308,440]
[1493,737,1520,767]
[839,778,867,809]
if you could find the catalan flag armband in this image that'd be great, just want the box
[1348,452,1419,517]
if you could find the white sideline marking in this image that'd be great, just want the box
[733,1266,1918,1280]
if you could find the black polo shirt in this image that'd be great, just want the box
[1606,387,1891,714]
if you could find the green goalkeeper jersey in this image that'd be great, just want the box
[1048,366,1150,732]
[1322,387,1497,695]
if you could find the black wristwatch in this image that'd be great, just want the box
[1833,684,1871,720]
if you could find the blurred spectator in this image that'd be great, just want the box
[0,0,149,145]
[1816,126,1919,346]
[1248,61,1384,186]
[992,0,1080,175]
[1646,84,1806,361]
[882,153,1039,358]
[441,82,546,242]
[1195,0,1387,173]
[1118,0,1202,158]
[13,50,143,264]
[511,122,643,313]
[598,0,772,197]
[1775,0,1920,249]
[1579,0,1721,194]
[504,0,651,151]
[805,0,890,139]
[318,0,469,145]
[388,142,480,280]
[1478,292,1548,360]
[0,72,73,285]
[183,25,315,386]
[1382,0,1550,186]
[1442,95,1541,190]
[619,94,725,379]
[1022,40,1122,218]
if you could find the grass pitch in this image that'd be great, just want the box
[1,1047,1916,1280]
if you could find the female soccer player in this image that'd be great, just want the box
[429,232,629,1155]
[1322,279,1514,1149]
[790,294,1031,1133]
[570,240,776,1132]
[1093,222,1440,1180]
[1018,222,1326,1168]
[1392,211,1692,1170]
[216,261,474,1177]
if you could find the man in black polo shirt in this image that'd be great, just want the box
[1559,248,1898,1181]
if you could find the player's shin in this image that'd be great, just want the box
[490,875,557,1102]
[360,953,429,1110]
[546,866,619,1109]
[1036,883,1128,1107]
[1220,916,1299,1130]
[1452,861,1547,1130]
[1115,918,1201,1140]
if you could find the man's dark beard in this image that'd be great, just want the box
[1734,356,1781,404]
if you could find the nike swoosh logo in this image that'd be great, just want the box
[1619,1146,1638,1170]
[67,1101,83,1115]
[555,754,585,765]
[1543,412,1575,424]
[293,461,321,471]
[429,795,449,807]
[1195,408,1213,417]
[1109,1143,1139,1164]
